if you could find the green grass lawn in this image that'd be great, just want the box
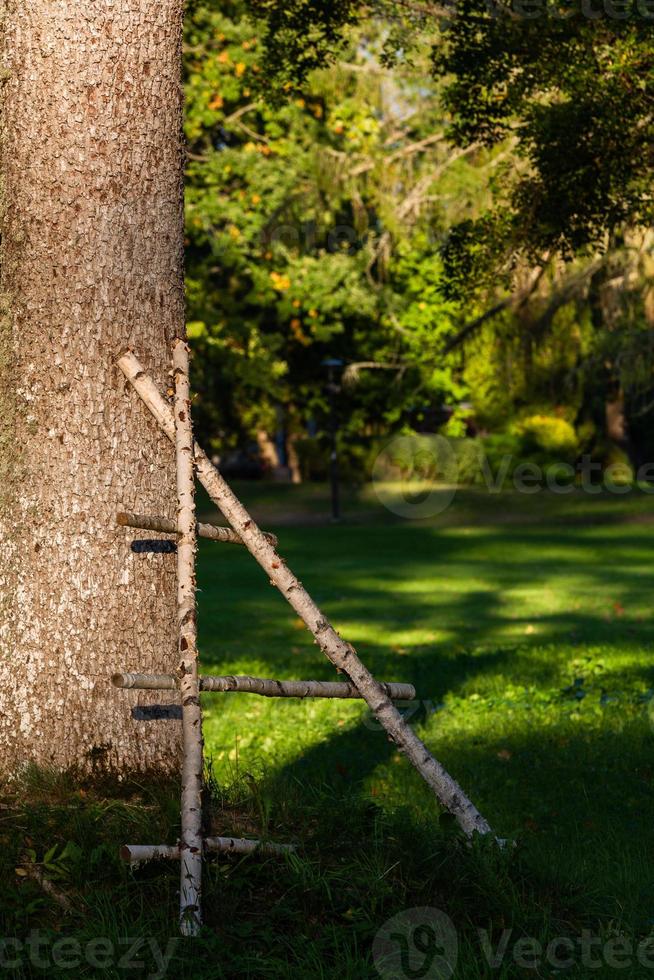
[3,484,654,977]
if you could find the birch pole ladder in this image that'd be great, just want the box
[113,341,493,937]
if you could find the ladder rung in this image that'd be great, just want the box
[114,673,179,691]
[117,512,278,548]
[112,672,416,701]
[121,836,295,865]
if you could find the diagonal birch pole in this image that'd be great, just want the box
[118,350,492,839]
[172,339,204,936]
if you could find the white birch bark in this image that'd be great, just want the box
[173,339,203,936]
[112,672,416,700]
[122,836,294,865]
[118,353,493,838]
[117,511,277,547]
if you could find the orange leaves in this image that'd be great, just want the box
[270,271,291,291]
[244,141,272,157]
[293,96,322,118]
[290,318,310,346]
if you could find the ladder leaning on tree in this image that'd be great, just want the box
[112,341,493,937]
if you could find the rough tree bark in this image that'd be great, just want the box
[0,0,186,774]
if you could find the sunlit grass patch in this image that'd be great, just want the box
[4,485,654,976]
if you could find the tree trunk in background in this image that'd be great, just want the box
[256,429,280,473]
[0,0,186,774]
[287,434,302,485]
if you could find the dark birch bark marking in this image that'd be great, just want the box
[118,352,493,839]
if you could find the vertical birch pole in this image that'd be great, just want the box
[173,338,204,936]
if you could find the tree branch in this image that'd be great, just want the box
[441,254,553,355]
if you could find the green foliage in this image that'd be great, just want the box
[603,443,635,484]
[184,2,475,461]
[185,2,654,478]
[387,245,467,404]
[436,13,654,256]
[517,414,579,458]
[247,0,357,94]
[251,1,654,258]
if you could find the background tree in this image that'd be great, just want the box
[184,1,494,474]
[241,1,654,476]
[251,0,654,259]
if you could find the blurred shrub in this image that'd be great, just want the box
[602,444,634,486]
[449,437,487,485]
[294,420,633,490]
[295,436,370,484]
[476,433,523,486]
[515,415,579,460]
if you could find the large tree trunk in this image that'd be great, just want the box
[0,0,186,774]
